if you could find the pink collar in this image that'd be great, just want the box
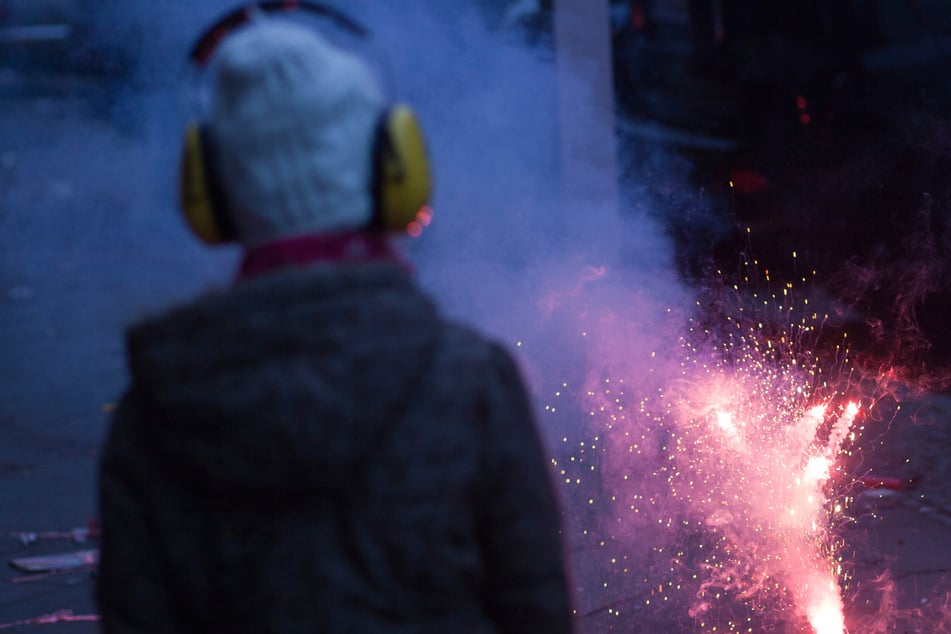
[236,231,408,282]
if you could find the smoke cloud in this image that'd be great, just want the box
[77,2,696,628]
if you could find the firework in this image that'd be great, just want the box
[543,262,869,633]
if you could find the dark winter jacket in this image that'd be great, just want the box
[96,261,573,634]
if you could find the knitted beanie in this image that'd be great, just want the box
[207,20,384,247]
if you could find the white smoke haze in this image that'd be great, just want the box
[91,2,700,629]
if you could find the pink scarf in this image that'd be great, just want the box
[236,231,409,282]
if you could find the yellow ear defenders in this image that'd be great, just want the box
[179,1,433,244]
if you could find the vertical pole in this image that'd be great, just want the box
[552,0,618,211]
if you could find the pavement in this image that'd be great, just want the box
[1,71,114,634]
[0,62,232,632]
[3,63,951,634]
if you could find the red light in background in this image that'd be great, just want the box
[631,4,646,30]
[405,206,434,238]
[858,475,907,490]
[415,205,433,227]
[729,168,769,194]
[796,96,811,125]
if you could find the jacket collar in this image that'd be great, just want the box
[236,231,408,282]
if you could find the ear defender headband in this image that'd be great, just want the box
[179,1,433,244]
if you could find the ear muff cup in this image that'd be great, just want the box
[373,104,433,233]
[179,125,237,244]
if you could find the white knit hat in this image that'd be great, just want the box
[207,19,384,247]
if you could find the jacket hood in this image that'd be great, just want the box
[124,263,439,494]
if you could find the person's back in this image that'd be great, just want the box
[96,8,573,634]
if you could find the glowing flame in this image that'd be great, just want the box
[805,579,846,634]
[714,410,742,447]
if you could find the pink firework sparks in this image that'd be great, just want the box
[541,263,877,633]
